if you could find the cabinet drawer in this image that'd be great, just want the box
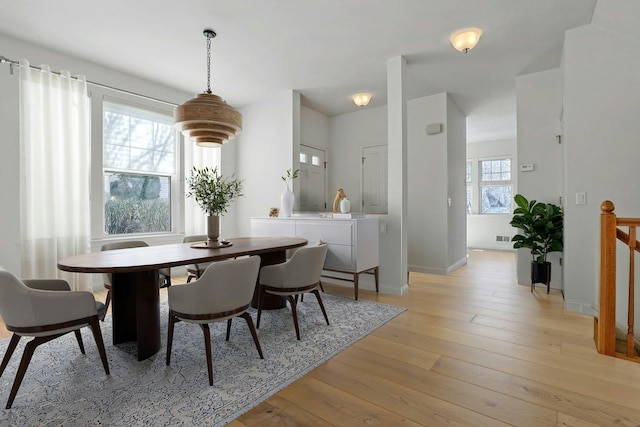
[251,219,296,237]
[295,221,353,245]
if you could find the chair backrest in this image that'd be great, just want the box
[101,241,149,286]
[183,235,207,243]
[101,240,149,252]
[0,271,35,328]
[278,244,328,287]
[186,256,261,314]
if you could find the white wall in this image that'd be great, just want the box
[234,90,299,237]
[328,106,388,211]
[300,106,330,209]
[515,68,564,291]
[466,138,517,251]
[0,33,191,277]
[407,94,448,273]
[328,91,467,278]
[406,93,466,274]
[446,94,467,271]
[301,106,330,151]
[562,18,640,317]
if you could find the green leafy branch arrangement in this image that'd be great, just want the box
[281,168,299,184]
[186,166,243,216]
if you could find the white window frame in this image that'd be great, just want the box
[89,90,182,241]
[478,157,513,214]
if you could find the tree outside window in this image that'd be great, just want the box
[479,158,512,214]
[103,101,177,235]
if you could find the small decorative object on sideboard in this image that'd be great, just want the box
[280,168,299,217]
[186,166,243,244]
[509,194,563,294]
[333,188,348,213]
[269,207,280,217]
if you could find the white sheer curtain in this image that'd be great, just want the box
[183,142,221,236]
[19,60,91,291]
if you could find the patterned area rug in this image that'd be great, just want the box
[0,293,404,426]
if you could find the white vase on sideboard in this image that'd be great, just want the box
[281,183,294,217]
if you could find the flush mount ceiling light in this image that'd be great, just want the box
[352,93,372,107]
[449,27,483,53]
[174,29,242,147]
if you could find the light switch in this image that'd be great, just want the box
[576,192,586,205]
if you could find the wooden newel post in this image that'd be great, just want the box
[598,200,617,355]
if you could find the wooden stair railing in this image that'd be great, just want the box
[597,200,640,362]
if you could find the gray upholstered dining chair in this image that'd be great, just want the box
[257,244,330,340]
[166,256,263,386]
[100,240,171,318]
[182,235,212,283]
[0,270,110,409]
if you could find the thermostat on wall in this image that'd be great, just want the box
[520,163,534,172]
[426,123,443,135]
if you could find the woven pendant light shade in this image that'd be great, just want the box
[174,29,242,147]
[174,93,242,147]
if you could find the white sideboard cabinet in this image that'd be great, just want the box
[250,217,379,300]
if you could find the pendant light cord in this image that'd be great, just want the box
[204,29,216,95]
[206,36,212,94]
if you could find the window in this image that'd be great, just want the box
[479,158,512,214]
[103,101,178,235]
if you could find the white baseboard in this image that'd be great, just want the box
[447,257,467,274]
[409,257,467,276]
[564,299,597,316]
[409,265,447,275]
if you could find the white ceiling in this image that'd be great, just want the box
[0,0,596,142]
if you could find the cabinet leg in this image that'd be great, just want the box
[374,267,379,293]
[353,273,359,301]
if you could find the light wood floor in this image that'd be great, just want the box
[2,250,640,426]
[233,250,640,427]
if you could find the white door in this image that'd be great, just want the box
[362,145,388,214]
[299,145,326,211]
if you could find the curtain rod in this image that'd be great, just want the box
[0,55,178,107]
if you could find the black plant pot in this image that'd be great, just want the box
[530,261,551,294]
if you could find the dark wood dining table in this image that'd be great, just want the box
[57,236,307,361]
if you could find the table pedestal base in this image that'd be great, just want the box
[112,270,160,361]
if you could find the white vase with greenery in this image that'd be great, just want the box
[186,166,243,241]
[280,168,298,217]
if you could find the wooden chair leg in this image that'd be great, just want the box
[6,335,57,409]
[311,289,330,325]
[103,289,112,321]
[256,286,265,329]
[287,295,301,340]
[240,312,264,359]
[226,319,232,341]
[0,334,21,378]
[88,317,110,375]
[166,311,175,366]
[200,324,214,386]
[74,330,86,355]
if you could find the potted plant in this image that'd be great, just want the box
[510,194,563,293]
[186,166,243,241]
